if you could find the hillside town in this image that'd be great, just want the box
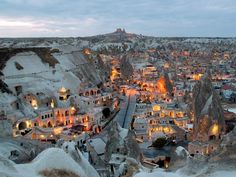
[0,29,236,177]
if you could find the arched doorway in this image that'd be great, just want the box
[65,110,69,116]
[56,110,60,116]
[209,135,216,140]
[48,121,53,128]
[102,108,111,118]
[32,133,36,139]
[169,111,174,118]
[18,121,27,130]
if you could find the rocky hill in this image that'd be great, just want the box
[79,28,138,43]
[1,29,236,57]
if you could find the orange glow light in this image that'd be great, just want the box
[83,48,91,55]
[153,105,161,111]
[157,76,168,94]
[192,74,203,80]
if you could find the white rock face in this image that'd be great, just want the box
[2,51,81,93]
[0,120,12,137]
[61,141,100,177]
[134,168,236,177]
[175,146,189,157]
[0,146,100,177]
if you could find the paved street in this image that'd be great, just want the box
[115,89,137,129]
[115,96,129,127]
[92,89,137,141]
[123,94,136,129]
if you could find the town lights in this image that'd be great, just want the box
[51,99,55,108]
[153,105,161,112]
[83,48,91,55]
[192,74,203,80]
[71,106,76,114]
[59,87,69,101]
[157,76,168,94]
[60,87,67,93]
[164,161,169,169]
[84,116,89,122]
[164,63,170,69]
[163,127,170,133]
[211,124,219,135]
[84,126,89,131]
[31,99,38,110]
[96,127,100,133]
[26,120,31,128]
[53,127,62,135]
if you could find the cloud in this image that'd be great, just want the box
[0,0,236,37]
[0,19,37,28]
[0,16,94,37]
[3,0,63,6]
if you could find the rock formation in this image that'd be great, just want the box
[120,55,134,80]
[104,122,141,163]
[192,73,225,142]
[183,128,236,175]
[61,141,100,177]
[157,70,173,96]
[96,54,111,82]
[124,130,141,159]
[164,71,173,96]
[209,127,236,165]
[0,119,12,137]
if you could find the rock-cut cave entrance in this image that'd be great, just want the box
[18,121,27,130]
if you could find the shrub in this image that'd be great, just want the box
[152,137,167,148]
[39,169,81,177]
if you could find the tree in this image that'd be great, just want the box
[152,137,167,149]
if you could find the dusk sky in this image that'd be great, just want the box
[0,0,236,37]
